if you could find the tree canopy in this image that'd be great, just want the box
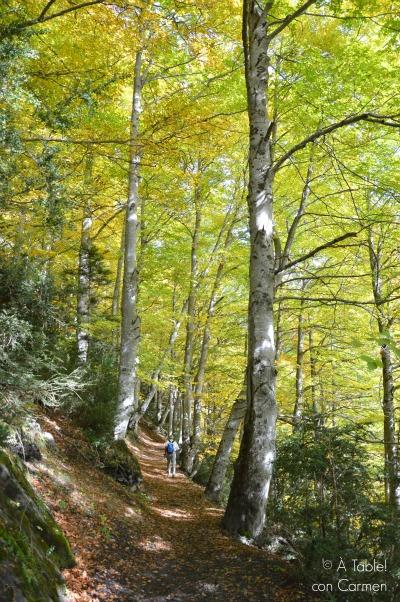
[1,0,400,597]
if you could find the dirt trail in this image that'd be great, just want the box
[32,415,309,601]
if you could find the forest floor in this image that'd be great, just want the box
[30,412,313,601]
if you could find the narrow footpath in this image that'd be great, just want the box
[32,415,311,601]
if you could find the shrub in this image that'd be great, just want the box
[269,423,399,596]
[70,340,118,441]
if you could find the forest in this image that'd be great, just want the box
[1,0,400,600]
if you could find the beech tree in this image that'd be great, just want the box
[2,0,400,569]
[223,0,400,538]
[114,49,143,441]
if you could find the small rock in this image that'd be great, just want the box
[10,440,42,462]
[42,431,56,449]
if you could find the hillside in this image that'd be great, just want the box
[28,413,309,601]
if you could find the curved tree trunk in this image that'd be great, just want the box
[185,211,238,474]
[181,197,201,469]
[205,390,246,503]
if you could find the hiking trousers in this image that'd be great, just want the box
[167,452,176,476]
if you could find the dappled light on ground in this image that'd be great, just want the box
[31,415,311,601]
[152,506,193,521]
[139,535,172,552]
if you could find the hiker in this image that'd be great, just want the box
[164,437,179,477]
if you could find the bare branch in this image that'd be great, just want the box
[1,0,105,38]
[276,294,400,307]
[267,0,318,41]
[273,112,400,173]
[38,0,58,21]
[276,231,359,273]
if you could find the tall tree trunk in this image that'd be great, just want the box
[156,383,162,423]
[185,214,238,474]
[381,343,399,506]
[205,390,247,503]
[293,300,305,431]
[129,299,185,429]
[181,197,202,469]
[76,156,93,365]
[309,328,318,416]
[112,224,125,317]
[368,228,400,509]
[368,228,400,508]
[168,386,176,437]
[308,327,322,433]
[114,50,143,441]
[223,3,277,538]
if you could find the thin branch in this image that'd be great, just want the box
[276,231,359,273]
[267,0,318,41]
[1,0,105,38]
[276,294,400,307]
[38,0,57,21]
[273,112,400,173]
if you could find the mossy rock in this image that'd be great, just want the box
[0,449,75,601]
[102,440,142,489]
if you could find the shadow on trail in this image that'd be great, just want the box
[119,424,310,602]
[33,415,312,602]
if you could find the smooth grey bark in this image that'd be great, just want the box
[293,300,305,431]
[205,390,247,503]
[114,50,143,440]
[76,209,92,364]
[76,156,93,365]
[222,0,320,539]
[168,386,177,438]
[184,212,238,474]
[274,299,283,360]
[309,328,318,419]
[181,196,202,470]
[129,299,186,429]
[112,224,125,317]
[368,228,400,508]
[158,396,170,430]
[222,2,277,538]
[380,343,399,507]
[155,383,162,423]
[222,0,399,539]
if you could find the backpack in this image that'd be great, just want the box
[166,441,174,454]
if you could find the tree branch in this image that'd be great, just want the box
[279,141,316,272]
[38,0,58,21]
[1,0,105,38]
[276,231,358,273]
[267,0,318,41]
[273,112,400,173]
[276,294,400,307]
